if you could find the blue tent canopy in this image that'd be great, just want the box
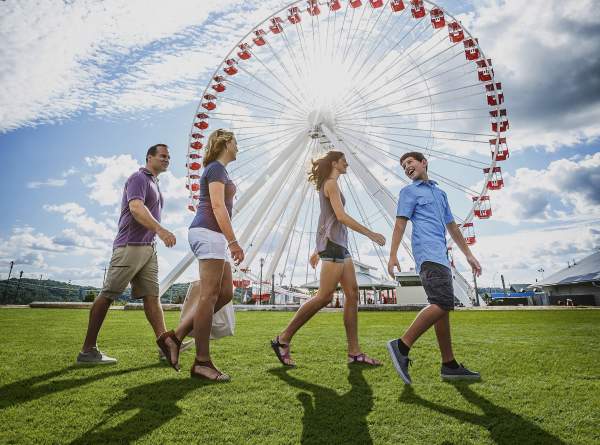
[490,291,534,299]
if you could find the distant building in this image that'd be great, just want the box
[301,260,397,305]
[530,251,600,306]
[394,271,428,306]
[510,283,531,293]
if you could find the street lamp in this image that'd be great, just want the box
[2,260,14,303]
[15,270,23,301]
[258,258,265,306]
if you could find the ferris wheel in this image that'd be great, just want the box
[172,0,509,306]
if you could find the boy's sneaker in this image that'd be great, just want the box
[441,363,480,381]
[76,347,117,365]
[158,339,194,361]
[386,339,412,384]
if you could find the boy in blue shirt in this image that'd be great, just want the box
[387,152,482,384]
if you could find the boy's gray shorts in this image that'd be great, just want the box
[419,261,454,311]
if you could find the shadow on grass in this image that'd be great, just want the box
[400,381,566,445]
[269,365,375,445]
[69,377,208,445]
[0,363,161,411]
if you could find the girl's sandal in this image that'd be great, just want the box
[156,330,181,372]
[270,336,295,367]
[348,352,382,366]
[190,359,231,382]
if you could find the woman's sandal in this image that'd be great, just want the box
[270,336,295,367]
[190,359,230,382]
[348,352,382,366]
[156,330,181,372]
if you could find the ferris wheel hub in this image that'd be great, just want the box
[307,107,336,130]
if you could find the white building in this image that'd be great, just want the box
[531,251,600,306]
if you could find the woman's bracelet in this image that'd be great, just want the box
[227,239,238,247]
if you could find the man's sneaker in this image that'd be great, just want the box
[386,339,412,384]
[76,347,117,365]
[158,339,194,361]
[441,363,480,381]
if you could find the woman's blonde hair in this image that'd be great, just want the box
[203,129,235,167]
[308,150,345,190]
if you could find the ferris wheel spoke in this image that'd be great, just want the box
[225,75,307,117]
[216,94,303,119]
[342,2,371,63]
[347,5,413,92]
[236,124,306,143]
[428,170,480,196]
[340,36,463,114]
[238,49,307,111]
[333,1,353,64]
[342,47,471,114]
[342,121,494,138]
[343,12,434,104]
[335,124,488,169]
[346,1,390,70]
[346,81,482,116]
[342,173,388,273]
[346,2,396,82]
[329,126,414,259]
[209,112,305,124]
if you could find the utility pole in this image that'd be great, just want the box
[271,272,275,305]
[2,261,14,303]
[472,270,480,306]
[258,258,264,306]
[15,270,24,301]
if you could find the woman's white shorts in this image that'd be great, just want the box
[188,227,229,262]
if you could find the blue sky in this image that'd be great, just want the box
[1,0,599,288]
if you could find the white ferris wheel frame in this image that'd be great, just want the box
[160,0,507,306]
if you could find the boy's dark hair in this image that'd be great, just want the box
[399,151,426,166]
[146,144,168,162]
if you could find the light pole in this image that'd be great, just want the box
[258,258,264,306]
[537,267,545,280]
[2,260,14,303]
[15,270,23,301]
[271,272,275,304]
[472,270,480,306]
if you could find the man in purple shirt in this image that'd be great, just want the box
[76,144,178,365]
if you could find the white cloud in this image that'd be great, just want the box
[84,154,141,206]
[474,152,600,223]
[462,0,600,151]
[44,202,114,240]
[0,0,289,132]
[461,221,600,286]
[27,178,67,189]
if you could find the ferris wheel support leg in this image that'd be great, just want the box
[243,157,309,268]
[234,131,309,217]
[265,180,310,279]
[158,251,195,298]
[238,133,310,245]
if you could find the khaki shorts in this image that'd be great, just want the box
[99,245,159,300]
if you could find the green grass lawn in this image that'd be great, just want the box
[1,308,599,444]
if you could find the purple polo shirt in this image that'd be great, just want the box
[113,167,163,248]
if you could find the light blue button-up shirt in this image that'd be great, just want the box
[396,179,454,273]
